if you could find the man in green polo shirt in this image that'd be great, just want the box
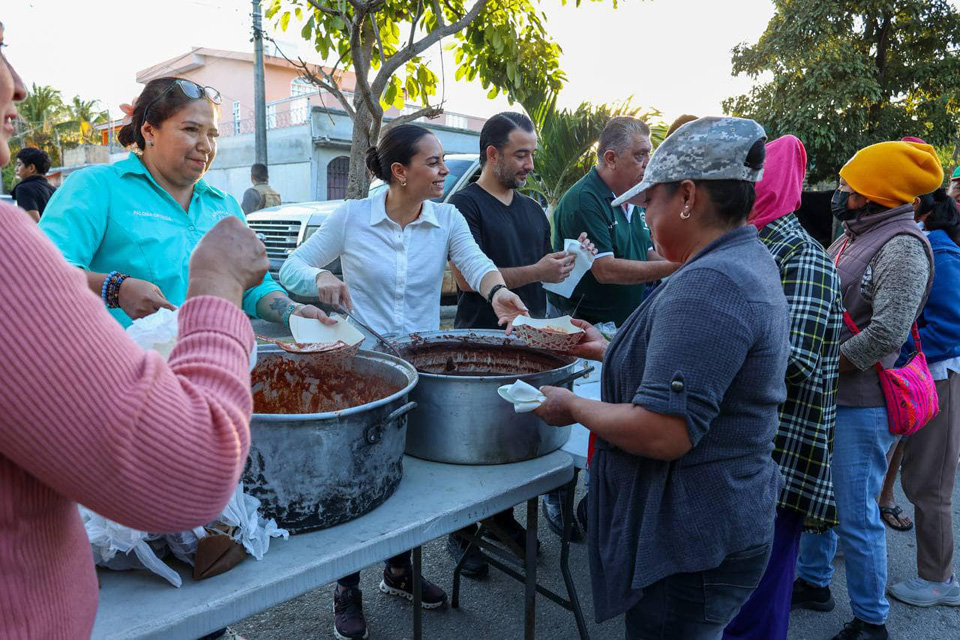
[549,116,678,326]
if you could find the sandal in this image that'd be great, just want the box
[879,505,914,531]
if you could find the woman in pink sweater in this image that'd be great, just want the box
[1,23,263,638]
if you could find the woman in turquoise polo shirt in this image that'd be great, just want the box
[40,76,328,328]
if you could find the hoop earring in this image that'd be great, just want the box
[680,207,691,219]
[399,180,407,187]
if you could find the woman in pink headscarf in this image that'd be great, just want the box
[723,136,845,640]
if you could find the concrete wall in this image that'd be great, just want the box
[204,123,313,203]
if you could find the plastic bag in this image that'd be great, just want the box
[125,308,180,359]
[164,526,208,566]
[217,484,288,560]
[80,484,286,587]
[125,308,258,369]
[595,322,618,341]
[80,507,183,587]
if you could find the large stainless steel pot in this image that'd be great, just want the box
[244,346,418,533]
[386,330,582,464]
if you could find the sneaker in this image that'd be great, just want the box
[446,532,489,578]
[481,512,542,556]
[791,578,835,612]
[831,618,888,640]
[541,497,585,543]
[888,575,960,607]
[333,587,368,640]
[379,567,447,609]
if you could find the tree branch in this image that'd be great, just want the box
[383,104,445,130]
[373,0,492,96]
[431,0,445,28]
[350,12,384,121]
[409,0,424,48]
[370,13,386,68]
[263,33,356,118]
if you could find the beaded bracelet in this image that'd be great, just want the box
[104,272,130,309]
[100,271,118,304]
[281,303,304,327]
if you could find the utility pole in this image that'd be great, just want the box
[253,0,268,165]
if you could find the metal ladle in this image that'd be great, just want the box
[332,305,404,359]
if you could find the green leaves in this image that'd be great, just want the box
[726,0,960,183]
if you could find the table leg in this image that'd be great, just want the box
[560,470,590,640]
[524,498,538,640]
[413,546,423,640]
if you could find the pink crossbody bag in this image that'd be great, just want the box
[836,238,940,435]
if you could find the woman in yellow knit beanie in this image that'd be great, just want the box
[794,141,942,640]
[838,141,944,209]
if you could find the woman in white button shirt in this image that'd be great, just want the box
[280,124,526,640]
[281,124,526,336]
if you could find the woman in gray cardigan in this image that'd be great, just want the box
[535,117,789,639]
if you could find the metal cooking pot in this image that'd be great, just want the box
[244,345,418,533]
[385,330,585,465]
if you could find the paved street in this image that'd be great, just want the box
[235,468,960,640]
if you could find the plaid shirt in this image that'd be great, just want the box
[758,214,843,529]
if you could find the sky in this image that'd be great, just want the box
[2,0,956,127]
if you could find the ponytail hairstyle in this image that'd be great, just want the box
[917,188,960,246]
[365,124,433,183]
[117,77,218,151]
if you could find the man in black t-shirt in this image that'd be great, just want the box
[12,148,55,223]
[450,112,577,329]
[446,112,593,577]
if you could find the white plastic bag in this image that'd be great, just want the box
[164,527,208,566]
[125,308,180,359]
[125,308,258,369]
[80,507,183,587]
[217,484,288,560]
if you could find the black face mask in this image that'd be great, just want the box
[831,189,866,221]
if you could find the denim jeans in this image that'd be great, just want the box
[796,406,897,625]
[624,543,772,640]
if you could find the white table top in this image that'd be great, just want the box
[92,452,574,640]
[561,362,602,470]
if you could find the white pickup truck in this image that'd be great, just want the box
[247,153,481,303]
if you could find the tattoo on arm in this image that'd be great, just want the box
[268,297,289,314]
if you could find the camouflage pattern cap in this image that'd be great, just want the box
[612,116,767,206]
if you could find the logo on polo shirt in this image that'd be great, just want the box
[132,210,175,223]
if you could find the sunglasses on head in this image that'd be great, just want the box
[143,79,222,123]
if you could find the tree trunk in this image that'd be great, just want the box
[346,104,375,200]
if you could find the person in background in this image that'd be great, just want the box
[537,117,787,639]
[875,135,931,535]
[38,76,329,330]
[887,189,960,608]
[548,116,678,327]
[241,162,281,216]
[0,23,263,636]
[665,113,698,137]
[446,111,595,573]
[723,135,843,640]
[793,141,942,640]
[12,146,55,221]
[948,166,960,205]
[280,123,528,640]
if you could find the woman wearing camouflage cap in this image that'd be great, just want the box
[535,116,788,638]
